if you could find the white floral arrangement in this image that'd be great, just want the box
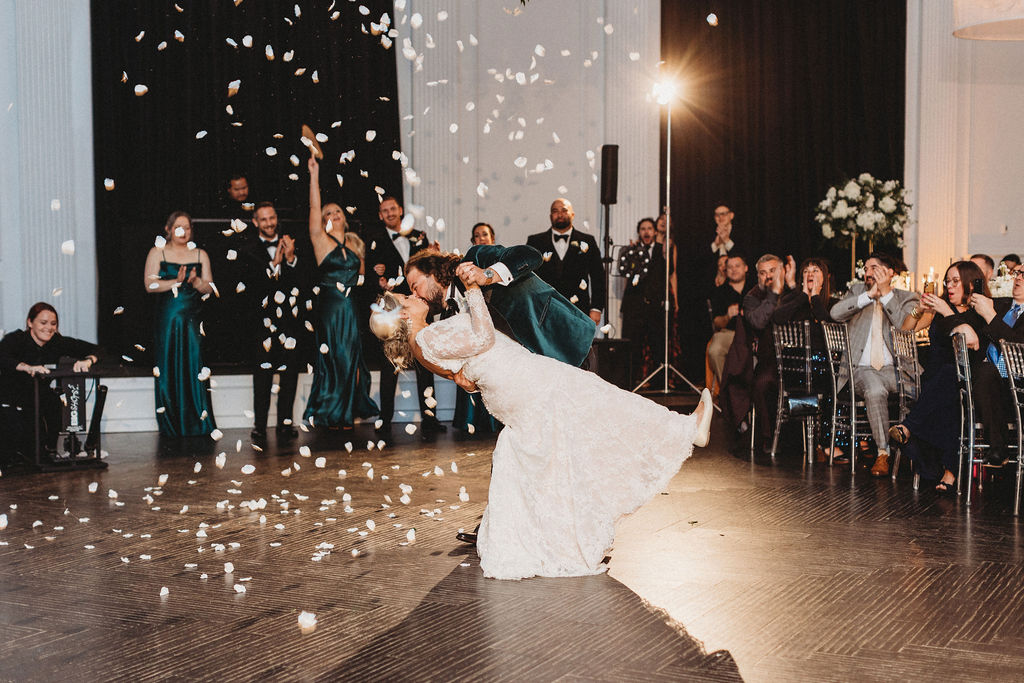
[990,263,1014,297]
[816,173,911,248]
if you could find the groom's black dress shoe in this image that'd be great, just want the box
[456,532,477,545]
[276,425,298,439]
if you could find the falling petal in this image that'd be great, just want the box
[61,240,75,255]
[159,587,169,596]
[365,129,376,142]
[215,453,226,469]
[241,464,255,474]
[227,79,241,97]
[134,84,148,96]
[233,583,246,593]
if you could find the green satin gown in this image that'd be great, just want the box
[303,237,379,427]
[153,259,217,436]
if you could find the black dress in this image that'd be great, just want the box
[902,309,987,480]
[0,330,99,455]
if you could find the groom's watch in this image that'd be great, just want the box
[483,268,495,283]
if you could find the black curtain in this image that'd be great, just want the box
[91,0,401,364]
[661,1,905,378]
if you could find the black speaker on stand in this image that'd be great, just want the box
[599,144,618,332]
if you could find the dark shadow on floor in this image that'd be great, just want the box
[325,559,743,682]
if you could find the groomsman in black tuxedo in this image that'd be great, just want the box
[238,201,311,442]
[526,198,605,325]
[363,196,443,439]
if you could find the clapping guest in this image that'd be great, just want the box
[302,155,379,430]
[889,262,989,491]
[618,217,666,381]
[452,222,502,438]
[239,201,311,442]
[829,252,919,475]
[743,254,792,450]
[0,302,100,458]
[708,254,750,388]
[143,212,217,437]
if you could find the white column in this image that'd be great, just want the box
[0,0,97,338]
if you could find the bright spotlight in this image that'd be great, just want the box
[651,80,678,106]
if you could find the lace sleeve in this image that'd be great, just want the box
[417,288,496,367]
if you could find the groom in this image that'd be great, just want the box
[406,244,596,369]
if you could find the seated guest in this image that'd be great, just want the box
[971,253,995,282]
[618,217,666,381]
[0,302,100,460]
[773,257,834,349]
[708,254,749,387]
[1001,253,1021,273]
[452,222,502,437]
[888,262,989,492]
[965,262,1024,467]
[713,253,728,289]
[743,253,792,450]
[829,252,920,475]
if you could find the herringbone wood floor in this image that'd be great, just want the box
[1,418,1022,682]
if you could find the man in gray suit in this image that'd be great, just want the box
[830,252,919,476]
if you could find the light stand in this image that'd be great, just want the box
[633,83,701,396]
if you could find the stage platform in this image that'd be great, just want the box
[1,420,1023,681]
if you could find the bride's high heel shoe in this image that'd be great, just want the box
[693,388,713,448]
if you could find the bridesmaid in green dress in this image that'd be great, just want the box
[303,154,378,428]
[143,211,217,437]
[452,222,502,437]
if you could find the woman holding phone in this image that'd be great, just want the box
[890,261,989,492]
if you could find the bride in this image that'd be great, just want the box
[370,267,712,580]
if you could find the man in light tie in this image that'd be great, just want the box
[830,252,919,475]
[965,262,1024,466]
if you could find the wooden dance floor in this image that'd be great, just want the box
[1,419,1023,682]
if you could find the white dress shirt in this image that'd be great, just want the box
[387,228,411,264]
[552,228,573,261]
[856,290,894,367]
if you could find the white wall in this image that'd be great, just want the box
[393,0,662,329]
[906,0,1024,277]
[0,0,97,338]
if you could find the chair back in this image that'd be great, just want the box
[890,327,921,420]
[951,332,975,422]
[821,321,852,392]
[1002,340,1024,429]
[706,298,715,335]
[772,320,813,398]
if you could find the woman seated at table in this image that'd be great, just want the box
[889,261,989,493]
[0,302,99,459]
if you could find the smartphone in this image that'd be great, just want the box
[972,278,985,294]
[923,281,936,295]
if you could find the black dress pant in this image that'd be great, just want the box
[377,361,435,424]
[253,347,300,429]
[973,361,1013,451]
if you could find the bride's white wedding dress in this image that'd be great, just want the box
[417,287,697,580]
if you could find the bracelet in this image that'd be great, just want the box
[910,307,922,320]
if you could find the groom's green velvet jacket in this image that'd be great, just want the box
[464,244,596,367]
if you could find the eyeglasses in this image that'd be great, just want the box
[1013,270,1024,281]
[714,211,731,217]
[944,277,961,287]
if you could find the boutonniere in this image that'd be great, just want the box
[579,241,589,253]
[570,240,579,248]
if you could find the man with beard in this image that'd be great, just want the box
[618,217,665,381]
[526,198,605,324]
[830,252,919,475]
[237,201,311,443]
[363,196,441,439]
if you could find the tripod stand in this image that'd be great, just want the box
[633,89,701,397]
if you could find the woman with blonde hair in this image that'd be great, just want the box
[302,155,378,429]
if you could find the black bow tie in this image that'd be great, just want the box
[553,232,569,243]
[262,238,278,246]
[391,232,401,241]
[441,298,460,320]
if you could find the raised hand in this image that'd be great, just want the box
[784,255,797,289]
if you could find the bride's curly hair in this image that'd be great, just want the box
[369,292,413,372]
